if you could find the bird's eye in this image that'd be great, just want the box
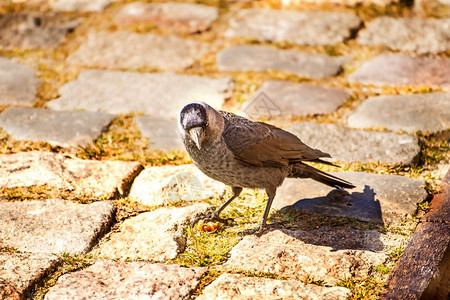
[203,121,209,128]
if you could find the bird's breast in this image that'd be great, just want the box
[186,139,287,189]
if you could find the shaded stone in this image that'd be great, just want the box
[0,107,114,147]
[50,0,112,12]
[287,122,420,164]
[45,261,206,300]
[274,172,428,224]
[0,57,37,106]
[197,273,352,300]
[347,93,450,133]
[129,164,227,207]
[47,70,232,118]
[0,199,115,254]
[347,54,450,91]
[0,151,143,199]
[225,9,361,45]
[265,226,408,253]
[223,229,386,284]
[134,115,184,152]
[96,204,210,261]
[0,13,79,50]
[0,252,59,299]
[114,2,218,33]
[357,17,450,54]
[217,45,346,79]
[242,81,350,119]
[67,31,208,71]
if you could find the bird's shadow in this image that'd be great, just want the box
[271,185,386,252]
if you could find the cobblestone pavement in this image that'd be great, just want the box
[0,0,449,299]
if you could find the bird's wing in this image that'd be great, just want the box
[220,111,331,168]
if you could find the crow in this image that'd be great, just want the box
[179,102,355,235]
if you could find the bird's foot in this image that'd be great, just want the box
[191,212,234,227]
[241,224,266,236]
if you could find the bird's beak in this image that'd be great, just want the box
[189,127,202,150]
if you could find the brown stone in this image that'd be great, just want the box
[45,261,206,299]
[0,200,115,254]
[47,70,232,118]
[223,229,386,284]
[423,168,450,223]
[347,93,450,134]
[348,54,450,91]
[242,81,350,119]
[0,57,37,106]
[357,17,450,54]
[381,222,450,299]
[0,13,79,50]
[197,273,352,300]
[95,204,210,261]
[0,252,59,299]
[217,45,347,79]
[114,2,218,33]
[0,151,143,199]
[225,9,362,46]
[67,31,209,71]
[129,164,227,207]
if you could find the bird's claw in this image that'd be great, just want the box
[241,224,266,236]
[191,212,234,227]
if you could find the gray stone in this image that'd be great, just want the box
[0,107,114,147]
[50,0,112,12]
[347,54,450,91]
[0,252,59,299]
[225,9,361,45]
[0,13,79,50]
[223,229,386,284]
[0,199,115,254]
[0,151,143,199]
[134,115,184,152]
[197,273,352,300]
[114,2,218,33]
[357,17,450,54]
[347,93,450,133]
[47,70,233,118]
[274,172,428,224]
[0,57,37,106]
[96,204,210,261]
[242,81,350,119]
[287,122,420,164]
[45,261,206,300]
[217,45,347,79]
[129,164,227,207]
[67,31,208,71]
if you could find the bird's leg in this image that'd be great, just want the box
[192,186,242,227]
[242,186,276,236]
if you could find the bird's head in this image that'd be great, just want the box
[179,102,223,150]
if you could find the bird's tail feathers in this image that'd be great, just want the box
[289,163,355,189]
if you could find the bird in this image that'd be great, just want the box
[178,102,355,235]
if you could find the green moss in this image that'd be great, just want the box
[337,276,387,300]
[271,208,382,232]
[0,245,18,253]
[171,226,240,267]
[76,114,190,166]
